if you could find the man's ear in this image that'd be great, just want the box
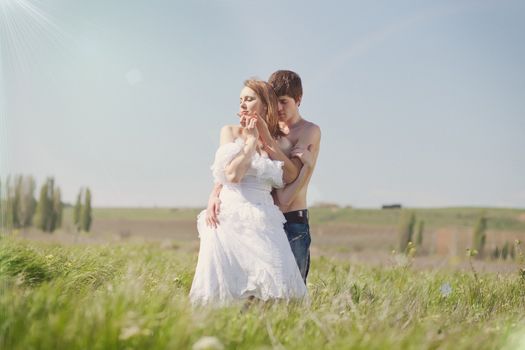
[296,96,302,108]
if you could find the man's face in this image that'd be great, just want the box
[277,95,300,122]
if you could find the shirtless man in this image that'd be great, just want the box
[205,70,321,282]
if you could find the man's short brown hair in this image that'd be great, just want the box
[268,70,303,102]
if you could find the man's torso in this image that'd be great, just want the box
[277,119,320,213]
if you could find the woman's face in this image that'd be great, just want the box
[239,86,265,123]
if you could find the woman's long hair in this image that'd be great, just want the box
[243,79,285,139]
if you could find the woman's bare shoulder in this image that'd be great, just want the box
[220,125,243,145]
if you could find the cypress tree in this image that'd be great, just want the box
[5,176,14,229]
[74,189,82,231]
[28,176,37,226]
[35,177,58,233]
[398,211,416,253]
[46,178,55,232]
[492,246,500,260]
[415,220,424,247]
[502,241,510,260]
[81,188,92,232]
[52,187,62,229]
[35,181,49,231]
[13,175,22,227]
[472,212,487,259]
[16,175,37,228]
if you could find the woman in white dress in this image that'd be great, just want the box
[189,79,307,306]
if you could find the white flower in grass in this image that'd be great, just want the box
[440,282,452,297]
[394,254,409,267]
[119,325,141,340]
[192,336,224,350]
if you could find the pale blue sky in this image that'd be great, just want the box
[1,0,524,208]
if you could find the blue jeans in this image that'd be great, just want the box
[283,222,311,283]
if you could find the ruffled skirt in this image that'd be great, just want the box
[189,186,307,306]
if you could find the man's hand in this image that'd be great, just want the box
[291,144,314,168]
[205,196,221,228]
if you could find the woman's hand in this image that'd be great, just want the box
[205,196,221,228]
[243,115,259,141]
[251,112,273,144]
[237,112,248,128]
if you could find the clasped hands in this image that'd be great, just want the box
[238,111,265,144]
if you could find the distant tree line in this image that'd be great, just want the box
[470,212,521,262]
[396,209,522,262]
[0,175,92,233]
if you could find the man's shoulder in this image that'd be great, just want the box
[299,120,321,142]
[305,120,320,133]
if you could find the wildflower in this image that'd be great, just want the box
[440,282,452,297]
[45,254,54,259]
[466,249,478,257]
[408,247,417,258]
[15,274,25,286]
[192,336,224,350]
[119,325,141,340]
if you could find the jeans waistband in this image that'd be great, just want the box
[284,209,309,224]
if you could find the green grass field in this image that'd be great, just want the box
[1,234,525,350]
[2,207,525,349]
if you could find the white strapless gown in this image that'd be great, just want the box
[189,138,307,306]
